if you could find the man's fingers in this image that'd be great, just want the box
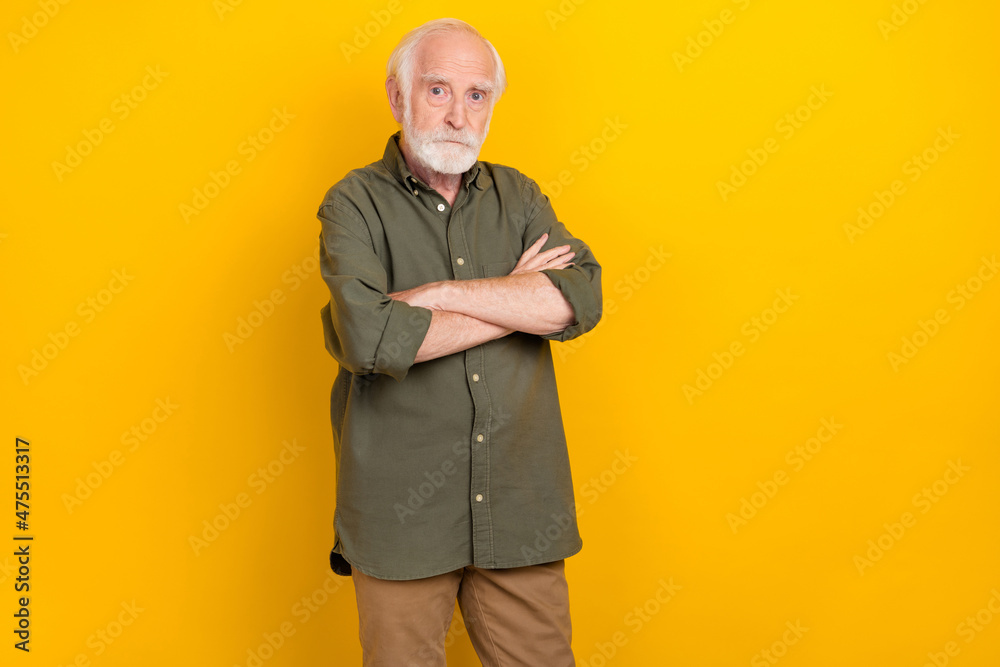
[541,254,575,270]
[522,245,572,270]
[510,235,577,275]
[536,246,573,264]
[514,233,549,270]
[529,233,549,253]
[525,248,573,271]
[510,251,575,275]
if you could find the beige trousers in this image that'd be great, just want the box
[351,559,575,666]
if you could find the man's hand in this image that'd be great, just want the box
[387,281,449,311]
[509,233,575,275]
[389,231,577,337]
[388,233,575,309]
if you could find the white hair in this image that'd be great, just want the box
[386,18,507,106]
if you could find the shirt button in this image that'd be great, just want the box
[476,434,484,442]
[475,494,484,502]
[412,189,419,196]
[472,373,480,382]
[456,257,465,266]
[437,203,446,211]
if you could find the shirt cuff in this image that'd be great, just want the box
[539,266,602,342]
[373,300,433,381]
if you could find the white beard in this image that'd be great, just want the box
[402,103,489,175]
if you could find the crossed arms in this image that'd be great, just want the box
[318,177,603,382]
[388,233,577,363]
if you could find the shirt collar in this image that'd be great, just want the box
[382,131,490,194]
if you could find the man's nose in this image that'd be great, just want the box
[444,99,467,129]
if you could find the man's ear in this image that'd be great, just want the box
[386,77,404,123]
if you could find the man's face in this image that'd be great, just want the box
[397,32,496,176]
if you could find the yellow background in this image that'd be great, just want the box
[3,0,999,664]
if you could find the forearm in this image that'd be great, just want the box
[413,309,513,363]
[388,235,577,337]
[442,272,575,336]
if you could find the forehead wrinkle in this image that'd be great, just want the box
[419,51,493,76]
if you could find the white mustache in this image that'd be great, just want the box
[429,131,476,147]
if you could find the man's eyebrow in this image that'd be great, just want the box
[421,72,495,94]
[421,72,450,85]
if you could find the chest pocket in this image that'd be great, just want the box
[480,260,518,278]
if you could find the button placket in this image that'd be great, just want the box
[447,196,492,562]
[447,206,473,283]
[466,345,494,565]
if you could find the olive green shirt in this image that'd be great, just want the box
[318,132,602,580]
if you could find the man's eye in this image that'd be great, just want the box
[470,92,483,102]
[430,87,444,95]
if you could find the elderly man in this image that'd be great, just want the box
[317,17,602,666]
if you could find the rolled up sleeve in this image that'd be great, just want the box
[519,176,603,342]
[318,202,432,381]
